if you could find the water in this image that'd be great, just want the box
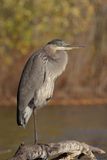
[0,105,107,159]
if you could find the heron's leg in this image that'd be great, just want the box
[33,109,38,144]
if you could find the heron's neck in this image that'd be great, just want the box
[46,50,68,78]
[44,45,56,55]
[53,51,68,69]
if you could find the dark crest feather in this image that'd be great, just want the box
[47,39,65,46]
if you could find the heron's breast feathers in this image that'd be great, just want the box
[34,76,54,108]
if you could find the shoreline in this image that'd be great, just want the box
[0,97,107,107]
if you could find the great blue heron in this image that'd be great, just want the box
[17,39,82,143]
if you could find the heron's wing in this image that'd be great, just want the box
[17,53,46,111]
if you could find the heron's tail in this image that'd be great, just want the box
[17,106,33,127]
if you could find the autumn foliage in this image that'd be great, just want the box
[0,0,107,106]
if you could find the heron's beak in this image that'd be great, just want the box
[56,44,85,51]
[63,44,85,51]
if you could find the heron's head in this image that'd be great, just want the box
[46,39,84,52]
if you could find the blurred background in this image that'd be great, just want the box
[0,0,107,159]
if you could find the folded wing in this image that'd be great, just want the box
[17,52,46,126]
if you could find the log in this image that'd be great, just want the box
[10,140,105,160]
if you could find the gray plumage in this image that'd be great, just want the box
[17,39,81,128]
